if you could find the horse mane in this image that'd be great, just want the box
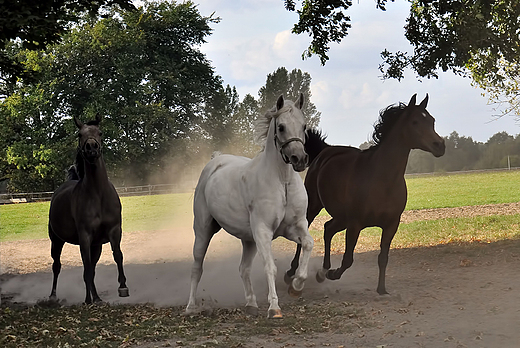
[254,99,297,147]
[305,128,329,165]
[67,152,85,180]
[372,102,407,145]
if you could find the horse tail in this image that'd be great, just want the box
[305,128,329,166]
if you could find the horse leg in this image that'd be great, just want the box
[285,195,322,283]
[186,218,219,314]
[108,226,128,297]
[327,226,361,281]
[78,238,94,304]
[288,220,314,297]
[49,227,65,300]
[315,218,345,282]
[253,224,281,319]
[90,243,103,303]
[239,240,259,316]
[377,222,399,295]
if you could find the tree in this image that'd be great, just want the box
[284,0,392,65]
[234,94,261,157]
[257,67,321,128]
[202,85,239,150]
[0,0,135,88]
[0,1,223,190]
[285,1,520,116]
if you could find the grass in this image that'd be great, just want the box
[405,170,520,210]
[311,214,520,255]
[2,169,520,242]
[0,193,194,242]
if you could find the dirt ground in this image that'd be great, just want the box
[1,203,520,347]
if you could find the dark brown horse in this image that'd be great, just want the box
[285,94,445,294]
[48,114,129,303]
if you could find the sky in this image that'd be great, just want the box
[194,0,519,147]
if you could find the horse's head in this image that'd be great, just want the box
[74,113,103,163]
[402,94,445,157]
[273,94,308,172]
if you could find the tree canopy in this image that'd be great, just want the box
[285,1,520,116]
[0,0,135,85]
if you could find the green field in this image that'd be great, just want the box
[1,170,520,243]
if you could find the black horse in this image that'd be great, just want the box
[285,94,445,294]
[48,114,129,303]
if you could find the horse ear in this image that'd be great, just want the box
[419,94,429,109]
[95,113,102,124]
[408,94,417,107]
[296,92,305,109]
[74,116,83,129]
[276,95,284,111]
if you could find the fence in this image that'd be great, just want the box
[2,166,520,204]
[0,183,194,204]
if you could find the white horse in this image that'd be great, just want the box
[186,94,314,319]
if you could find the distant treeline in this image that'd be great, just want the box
[405,131,520,174]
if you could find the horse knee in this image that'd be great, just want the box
[301,236,314,252]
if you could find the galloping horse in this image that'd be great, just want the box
[285,94,445,294]
[186,94,314,318]
[48,114,129,303]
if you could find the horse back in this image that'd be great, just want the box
[307,145,407,227]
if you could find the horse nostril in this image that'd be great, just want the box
[290,155,299,164]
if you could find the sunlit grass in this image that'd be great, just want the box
[2,169,520,242]
[310,214,520,254]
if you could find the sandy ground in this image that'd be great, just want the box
[1,203,520,347]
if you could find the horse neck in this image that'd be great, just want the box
[371,133,411,180]
[261,117,293,181]
[81,156,110,190]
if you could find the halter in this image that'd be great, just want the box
[78,137,102,164]
[273,118,305,164]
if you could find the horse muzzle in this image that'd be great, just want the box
[431,138,446,157]
[280,142,308,172]
[81,138,102,161]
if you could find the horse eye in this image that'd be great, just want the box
[278,124,285,132]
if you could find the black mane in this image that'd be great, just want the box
[372,102,407,145]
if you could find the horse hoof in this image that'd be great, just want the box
[185,306,199,316]
[326,269,340,281]
[283,271,294,285]
[118,287,129,297]
[316,269,327,283]
[377,288,389,295]
[288,283,303,298]
[245,305,259,317]
[268,309,283,319]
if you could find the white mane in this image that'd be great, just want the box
[254,99,297,146]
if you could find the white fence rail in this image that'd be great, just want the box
[2,166,520,204]
[0,183,194,204]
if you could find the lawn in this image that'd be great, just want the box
[2,169,520,242]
